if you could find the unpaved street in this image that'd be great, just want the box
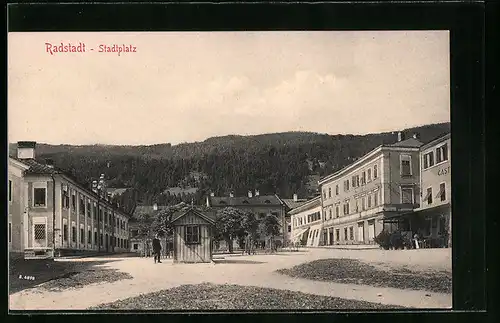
[9,248,452,310]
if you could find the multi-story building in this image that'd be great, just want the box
[281,193,308,244]
[318,133,423,245]
[289,196,322,247]
[405,133,451,247]
[206,190,287,245]
[8,141,131,259]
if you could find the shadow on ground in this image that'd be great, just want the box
[9,258,130,294]
[213,259,265,264]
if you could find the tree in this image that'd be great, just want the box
[260,214,281,252]
[240,211,259,254]
[214,207,245,253]
[135,212,154,257]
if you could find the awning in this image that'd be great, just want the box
[292,227,309,243]
[307,223,324,247]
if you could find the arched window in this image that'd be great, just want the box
[264,200,271,204]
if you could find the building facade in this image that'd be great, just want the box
[407,133,451,247]
[206,190,287,245]
[289,196,322,247]
[318,134,423,245]
[8,142,131,259]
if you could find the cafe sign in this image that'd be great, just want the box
[438,166,450,176]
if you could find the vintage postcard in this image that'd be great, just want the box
[8,30,452,311]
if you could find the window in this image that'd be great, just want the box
[401,187,414,204]
[343,202,350,215]
[423,152,434,169]
[133,243,138,250]
[401,155,412,176]
[361,171,366,185]
[34,188,46,207]
[185,225,200,244]
[287,225,291,233]
[9,180,12,202]
[72,193,76,209]
[335,185,339,195]
[328,187,331,198]
[100,234,103,246]
[362,197,366,210]
[329,209,332,220]
[99,210,103,222]
[9,223,12,243]
[367,169,372,181]
[79,196,85,215]
[94,232,98,244]
[63,224,68,241]
[62,189,69,209]
[242,200,249,204]
[336,229,340,241]
[87,201,91,217]
[35,224,46,240]
[344,180,350,191]
[374,165,378,179]
[80,228,84,243]
[440,183,446,201]
[349,227,354,240]
[374,193,378,206]
[344,228,348,240]
[323,190,326,199]
[436,144,448,163]
[72,227,76,242]
[368,195,372,208]
[93,205,97,220]
[88,230,91,243]
[335,205,339,218]
[426,188,433,205]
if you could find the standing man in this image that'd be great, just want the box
[153,234,162,264]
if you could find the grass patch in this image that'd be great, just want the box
[9,258,132,294]
[277,258,452,294]
[91,283,405,310]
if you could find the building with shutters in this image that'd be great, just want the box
[389,133,451,248]
[318,132,423,245]
[289,196,322,247]
[8,141,132,259]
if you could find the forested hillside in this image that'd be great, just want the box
[9,123,450,214]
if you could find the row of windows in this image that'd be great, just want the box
[423,143,449,169]
[324,164,380,199]
[424,183,447,205]
[324,191,381,220]
[61,224,129,247]
[293,211,321,227]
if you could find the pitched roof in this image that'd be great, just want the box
[388,137,423,148]
[133,202,188,217]
[281,198,308,210]
[208,195,282,207]
[171,207,216,225]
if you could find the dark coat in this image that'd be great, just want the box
[152,238,162,251]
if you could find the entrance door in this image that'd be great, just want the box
[368,220,375,241]
[358,223,365,242]
[32,218,48,248]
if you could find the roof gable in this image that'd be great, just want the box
[171,207,215,225]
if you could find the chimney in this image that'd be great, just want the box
[397,132,405,142]
[255,189,260,197]
[210,192,215,197]
[293,193,298,202]
[17,141,36,159]
[153,203,158,211]
[412,133,420,140]
[45,158,54,168]
[248,190,253,198]
[229,192,234,198]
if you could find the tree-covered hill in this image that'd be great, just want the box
[9,122,450,212]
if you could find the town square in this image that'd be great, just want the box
[8,30,452,311]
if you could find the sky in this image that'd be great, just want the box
[8,31,450,145]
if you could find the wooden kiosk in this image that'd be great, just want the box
[171,207,215,263]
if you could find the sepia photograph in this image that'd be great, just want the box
[8,30,452,311]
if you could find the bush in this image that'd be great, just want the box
[374,230,391,250]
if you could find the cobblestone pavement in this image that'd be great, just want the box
[9,248,452,310]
